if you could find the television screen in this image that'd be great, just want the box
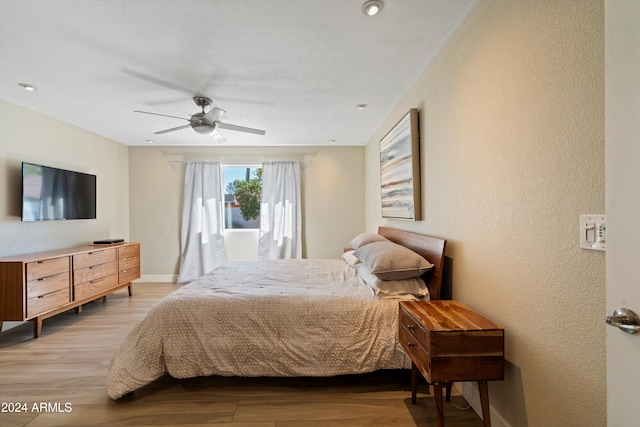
[22,162,97,221]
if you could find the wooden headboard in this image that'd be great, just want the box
[378,227,447,300]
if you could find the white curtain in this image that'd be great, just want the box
[258,161,302,259]
[177,161,227,284]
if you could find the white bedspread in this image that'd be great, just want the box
[107,259,410,399]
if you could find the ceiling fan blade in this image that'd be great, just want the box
[211,130,228,144]
[134,110,189,121]
[154,124,191,135]
[122,68,194,95]
[204,107,225,122]
[217,122,266,135]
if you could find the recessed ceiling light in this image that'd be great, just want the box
[362,0,384,16]
[357,104,368,110]
[146,139,154,144]
[18,83,37,91]
[329,139,336,144]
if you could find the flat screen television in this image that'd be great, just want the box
[21,162,97,221]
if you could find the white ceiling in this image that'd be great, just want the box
[0,0,475,147]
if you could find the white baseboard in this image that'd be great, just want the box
[138,274,177,283]
[460,381,512,427]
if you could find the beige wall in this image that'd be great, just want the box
[0,99,130,256]
[0,100,130,332]
[129,145,364,279]
[364,1,605,426]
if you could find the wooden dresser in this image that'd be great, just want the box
[0,242,140,338]
[399,300,504,427]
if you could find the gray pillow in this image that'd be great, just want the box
[347,232,390,249]
[354,241,433,280]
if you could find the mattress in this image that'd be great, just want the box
[106,259,410,399]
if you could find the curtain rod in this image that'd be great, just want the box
[166,159,313,164]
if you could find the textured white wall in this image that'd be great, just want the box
[365,1,605,425]
[128,145,365,278]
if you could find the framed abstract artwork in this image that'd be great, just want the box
[379,108,421,220]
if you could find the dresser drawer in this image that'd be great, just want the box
[26,257,69,281]
[119,243,139,260]
[27,287,70,318]
[73,248,116,270]
[27,271,70,299]
[74,274,118,300]
[119,266,140,285]
[119,256,139,272]
[74,261,117,285]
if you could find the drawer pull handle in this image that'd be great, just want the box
[407,324,415,330]
[407,342,415,347]
[37,295,44,299]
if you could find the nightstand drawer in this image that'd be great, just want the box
[399,324,432,380]
[399,306,431,348]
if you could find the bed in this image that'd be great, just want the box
[107,227,446,399]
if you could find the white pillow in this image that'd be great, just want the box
[353,241,433,280]
[341,250,360,267]
[356,263,429,300]
[347,232,390,249]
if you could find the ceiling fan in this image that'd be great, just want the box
[135,97,265,143]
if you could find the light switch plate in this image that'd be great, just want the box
[580,214,606,251]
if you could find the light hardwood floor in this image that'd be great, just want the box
[0,283,484,426]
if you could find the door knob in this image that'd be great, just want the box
[605,308,640,334]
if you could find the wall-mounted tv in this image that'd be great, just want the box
[22,162,97,221]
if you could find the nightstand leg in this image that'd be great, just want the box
[478,380,491,427]
[433,382,445,427]
[411,362,418,404]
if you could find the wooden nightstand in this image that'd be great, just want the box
[399,300,504,427]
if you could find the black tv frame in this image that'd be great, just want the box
[21,162,97,221]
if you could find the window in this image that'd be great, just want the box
[222,165,262,229]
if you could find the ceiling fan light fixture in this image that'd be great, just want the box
[362,0,383,16]
[192,124,214,134]
[190,114,216,134]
